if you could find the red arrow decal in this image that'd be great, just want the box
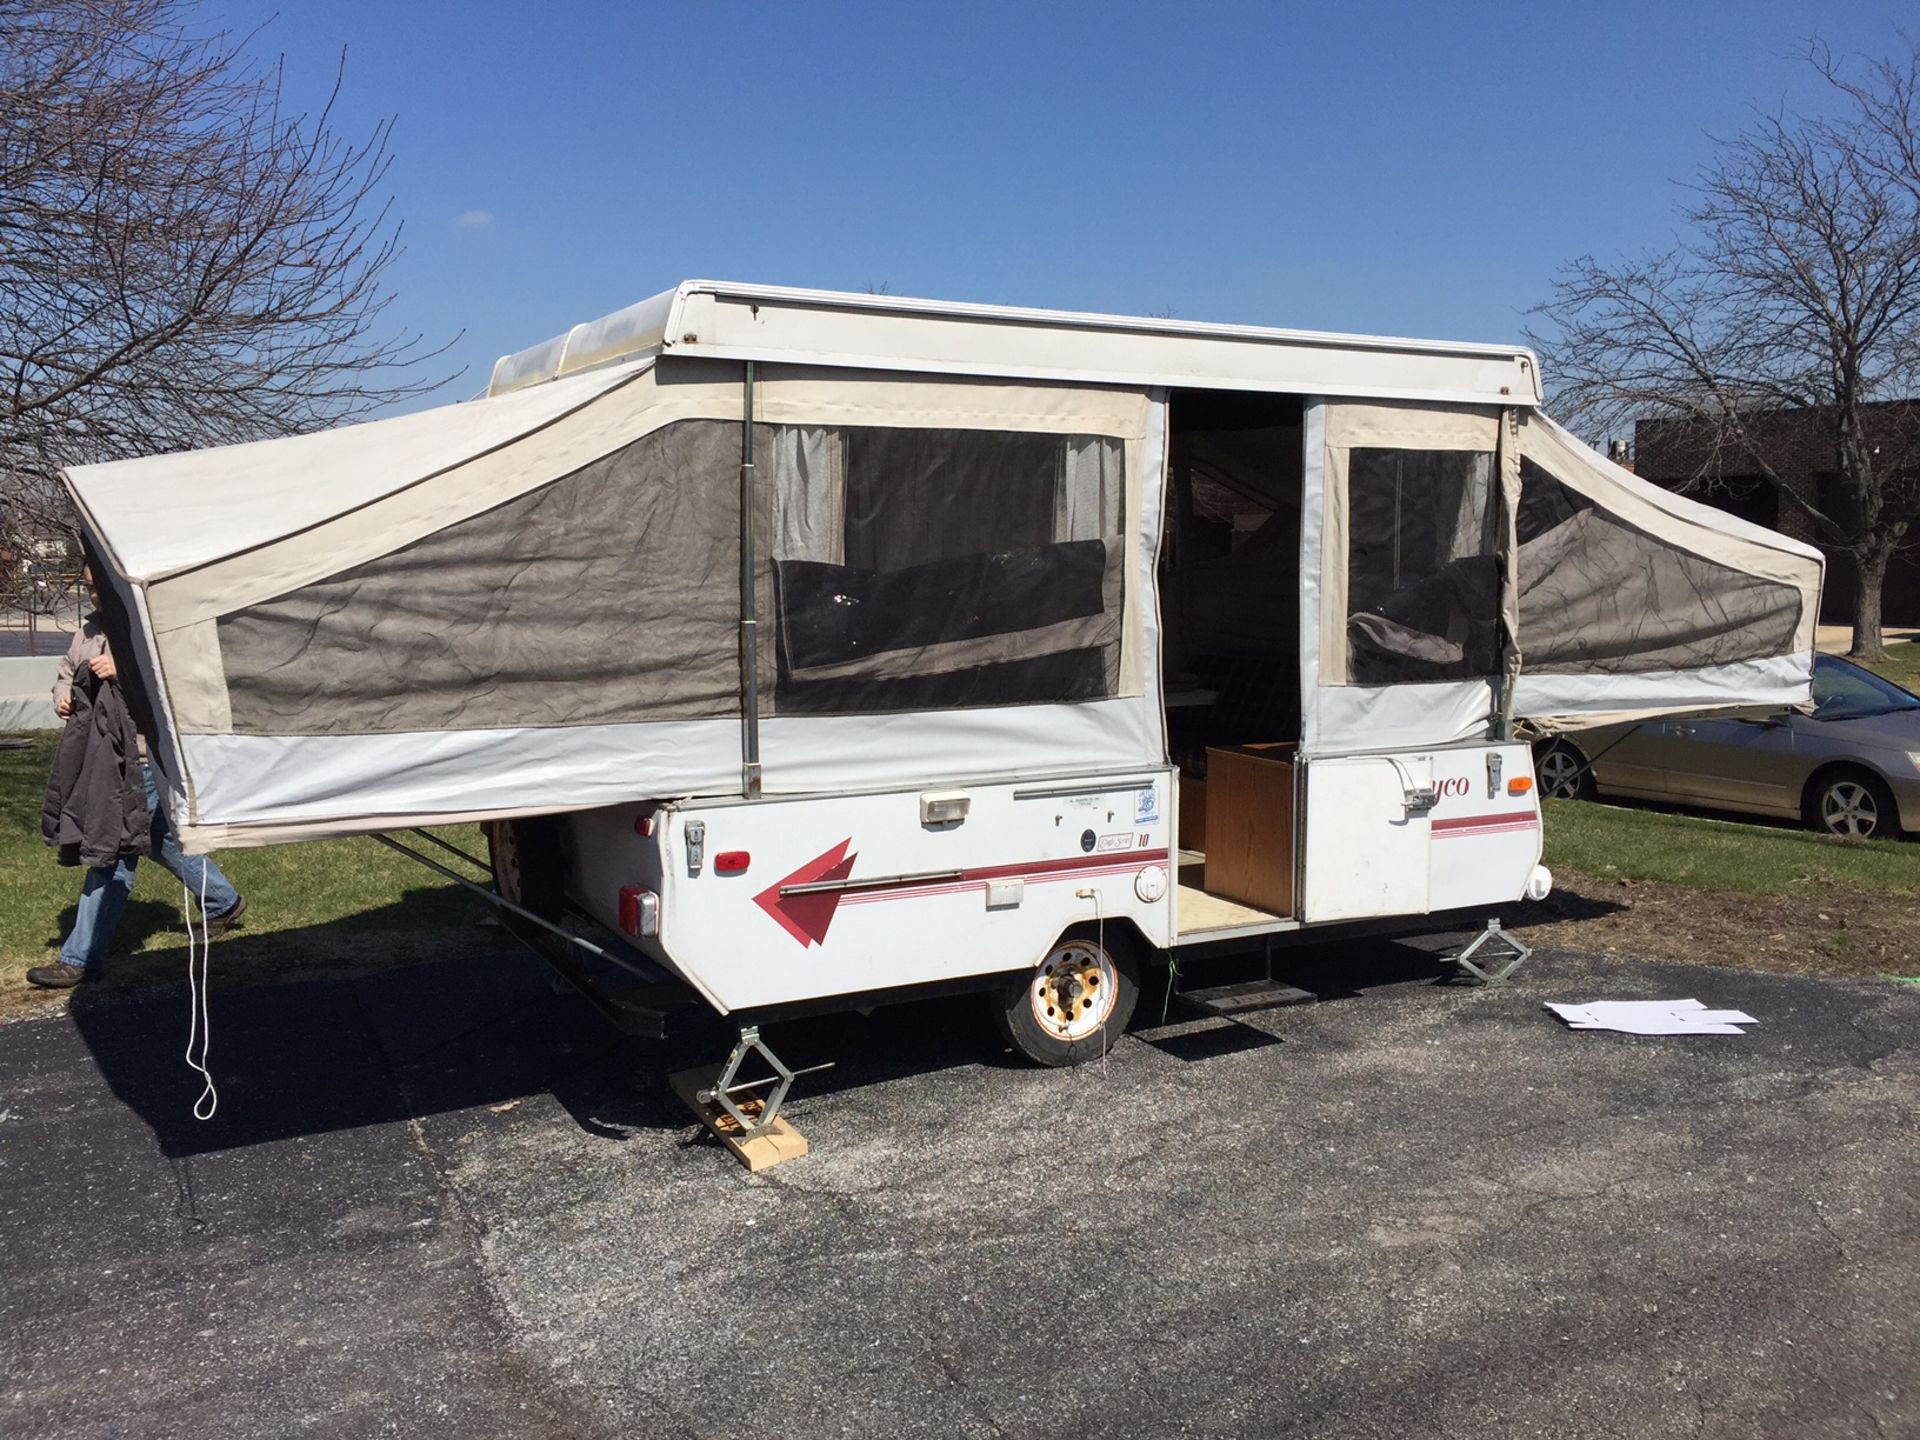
[753,839,858,948]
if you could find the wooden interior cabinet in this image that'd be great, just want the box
[1203,743,1296,916]
[1177,774,1207,852]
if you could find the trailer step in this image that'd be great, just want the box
[545,955,690,1040]
[1176,979,1318,1016]
[486,903,695,1040]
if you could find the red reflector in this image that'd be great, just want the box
[634,813,653,836]
[617,885,641,936]
[715,850,751,874]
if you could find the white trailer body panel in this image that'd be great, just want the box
[657,284,1542,405]
[592,771,1175,1014]
[492,281,1544,406]
[1300,742,1541,925]
[1302,754,1434,923]
[562,741,1542,1010]
[1426,743,1543,911]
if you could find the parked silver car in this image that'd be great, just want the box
[1534,654,1920,839]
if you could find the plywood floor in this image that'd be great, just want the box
[1175,883,1287,934]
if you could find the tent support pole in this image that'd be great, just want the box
[366,833,647,977]
[1492,406,1522,741]
[739,360,763,798]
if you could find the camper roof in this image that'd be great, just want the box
[489,280,1544,409]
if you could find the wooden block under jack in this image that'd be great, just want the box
[668,1064,810,1172]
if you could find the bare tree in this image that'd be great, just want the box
[1528,38,1920,660]
[0,0,453,602]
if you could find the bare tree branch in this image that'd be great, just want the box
[0,0,458,606]
[1526,35,1920,659]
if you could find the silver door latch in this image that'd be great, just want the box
[685,819,705,876]
[1388,756,1438,812]
[1487,752,1504,799]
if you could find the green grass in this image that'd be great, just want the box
[1,732,480,977]
[1542,796,1920,897]
[1859,637,1920,693]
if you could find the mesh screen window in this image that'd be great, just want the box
[1344,448,1500,684]
[1514,457,1802,674]
[771,425,1125,714]
[217,420,746,735]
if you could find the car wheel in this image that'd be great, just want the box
[1533,740,1595,801]
[1804,769,1898,840]
[992,928,1141,1067]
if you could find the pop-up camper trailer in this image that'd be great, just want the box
[65,282,1823,1085]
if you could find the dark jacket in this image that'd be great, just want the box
[42,663,151,869]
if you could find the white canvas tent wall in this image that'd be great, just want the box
[62,281,1822,850]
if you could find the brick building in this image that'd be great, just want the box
[1633,402,1920,627]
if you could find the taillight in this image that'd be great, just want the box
[714,850,750,874]
[617,886,659,937]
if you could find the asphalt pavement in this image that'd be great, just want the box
[2,933,1916,1439]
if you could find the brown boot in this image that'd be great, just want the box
[26,961,88,989]
[201,895,248,937]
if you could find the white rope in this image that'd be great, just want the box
[1093,887,1109,1079]
[184,866,217,1121]
[1076,886,1111,1079]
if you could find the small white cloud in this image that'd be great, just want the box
[452,209,495,230]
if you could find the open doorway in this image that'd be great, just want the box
[1160,389,1306,934]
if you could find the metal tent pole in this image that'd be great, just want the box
[1492,406,1523,741]
[740,360,762,798]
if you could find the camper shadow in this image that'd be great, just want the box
[60,900,642,1159]
[1128,931,1493,1063]
[1497,889,1629,929]
[63,907,1547,1163]
[62,910,1008,1161]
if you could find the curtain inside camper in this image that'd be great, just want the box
[769,425,1125,713]
[215,420,743,733]
[1514,456,1802,673]
[1344,447,1501,683]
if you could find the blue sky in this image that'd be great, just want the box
[208,1,1915,410]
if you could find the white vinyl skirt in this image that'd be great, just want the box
[171,695,1164,849]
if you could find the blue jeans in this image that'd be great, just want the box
[58,764,241,969]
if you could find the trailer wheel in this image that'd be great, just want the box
[993,930,1140,1068]
[484,817,567,922]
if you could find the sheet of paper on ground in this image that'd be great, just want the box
[1545,999,1758,1035]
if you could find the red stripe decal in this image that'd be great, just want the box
[1432,812,1540,833]
[838,848,1171,905]
[840,857,1159,905]
[755,843,1170,947]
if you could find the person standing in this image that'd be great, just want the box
[27,569,247,989]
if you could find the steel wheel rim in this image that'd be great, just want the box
[1821,782,1879,838]
[1538,749,1582,799]
[1030,941,1118,1041]
[492,823,525,902]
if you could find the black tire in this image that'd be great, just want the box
[1533,739,1596,801]
[484,817,569,922]
[1802,767,1901,841]
[992,927,1141,1067]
